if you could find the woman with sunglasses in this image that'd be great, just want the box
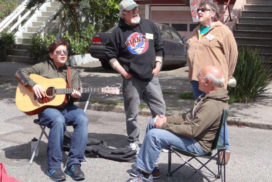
[15,40,88,182]
[187,0,238,165]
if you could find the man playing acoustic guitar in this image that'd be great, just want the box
[15,40,88,182]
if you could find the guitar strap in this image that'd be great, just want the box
[67,66,72,89]
[66,66,73,105]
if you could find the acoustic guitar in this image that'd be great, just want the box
[15,74,120,115]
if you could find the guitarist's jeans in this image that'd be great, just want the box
[38,104,89,170]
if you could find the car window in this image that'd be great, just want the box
[169,28,182,42]
[159,24,182,42]
[160,24,174,40]
[161,30,173,40]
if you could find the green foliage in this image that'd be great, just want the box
[0,0,23,20]
[26,0,120,34]
[58,0,121,34]
[85,0,121,32]
[63,24,94,55]
[26,0,45,9]
[28,34,55,62]
[179,91,194,100]
[29,25,93,60]
[28,0,120,57]
[0,31,15,61]
[228,47,272,103]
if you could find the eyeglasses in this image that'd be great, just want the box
[55,50,68,55]
[197,7,211,13]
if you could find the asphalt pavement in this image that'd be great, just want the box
[0,61,272,182]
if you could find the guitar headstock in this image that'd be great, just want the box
[101,87,121,95]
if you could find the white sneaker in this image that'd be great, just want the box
[129,142,139,150]
[127,173,153,182]
[129,142,140,154]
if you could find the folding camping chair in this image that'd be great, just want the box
[167,109,229,182]
[29,92,92,164]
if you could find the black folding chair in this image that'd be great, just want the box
[29,92,92,164]
[167,109,229,182]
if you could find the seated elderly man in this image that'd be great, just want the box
[127,65,229,182]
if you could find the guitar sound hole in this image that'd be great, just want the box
[46,87,56,98]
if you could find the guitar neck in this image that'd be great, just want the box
[56,88,102,94]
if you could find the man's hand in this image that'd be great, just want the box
[71,89,82,98]
[152,61,162,76]
[33,84,46,98]
[123,71,132,79]
[154,115,167,128]
[110,58,132,79]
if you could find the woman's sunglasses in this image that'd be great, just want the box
[197,7,211,13]
[55,50,68,55]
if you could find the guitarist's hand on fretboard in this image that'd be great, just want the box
[33,84,46,98]
[71,89,82,98]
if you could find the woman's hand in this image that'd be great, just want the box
[33,84,46,98]
[71,89,82,98]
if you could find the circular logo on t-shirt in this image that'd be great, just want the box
[125,32,149,55]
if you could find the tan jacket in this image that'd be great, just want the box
[161,88,229,152]
[187,21,238,87]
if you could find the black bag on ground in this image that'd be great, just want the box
[63,131,103,151]
[85,145,136,162]
[63,131,136,162]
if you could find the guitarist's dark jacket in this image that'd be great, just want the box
[16,60,81,102]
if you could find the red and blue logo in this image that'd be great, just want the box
[125,32,149,55]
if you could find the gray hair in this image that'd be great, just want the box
[120,10,126,18]
[205,73,225,87]
[199,0,220,21]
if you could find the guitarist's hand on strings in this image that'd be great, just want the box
[33,84,46,98]
[71,89,81,98]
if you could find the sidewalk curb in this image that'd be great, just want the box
[78,103,272,130]
[228,118,272,130]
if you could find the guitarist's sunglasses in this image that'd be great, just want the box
[55,50,68,55]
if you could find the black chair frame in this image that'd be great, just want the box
[167,109,229,182]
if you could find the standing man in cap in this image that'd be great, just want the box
[105,0,166,152]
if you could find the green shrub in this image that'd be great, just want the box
[29,24,94,62]
[28,34,55,62]
[63,24,94,55]
[0,0,23,20]
[0,31,15,61]
[228,47,272,103]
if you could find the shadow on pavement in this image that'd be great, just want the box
[153,163,204,182]
[3,141,48,174]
